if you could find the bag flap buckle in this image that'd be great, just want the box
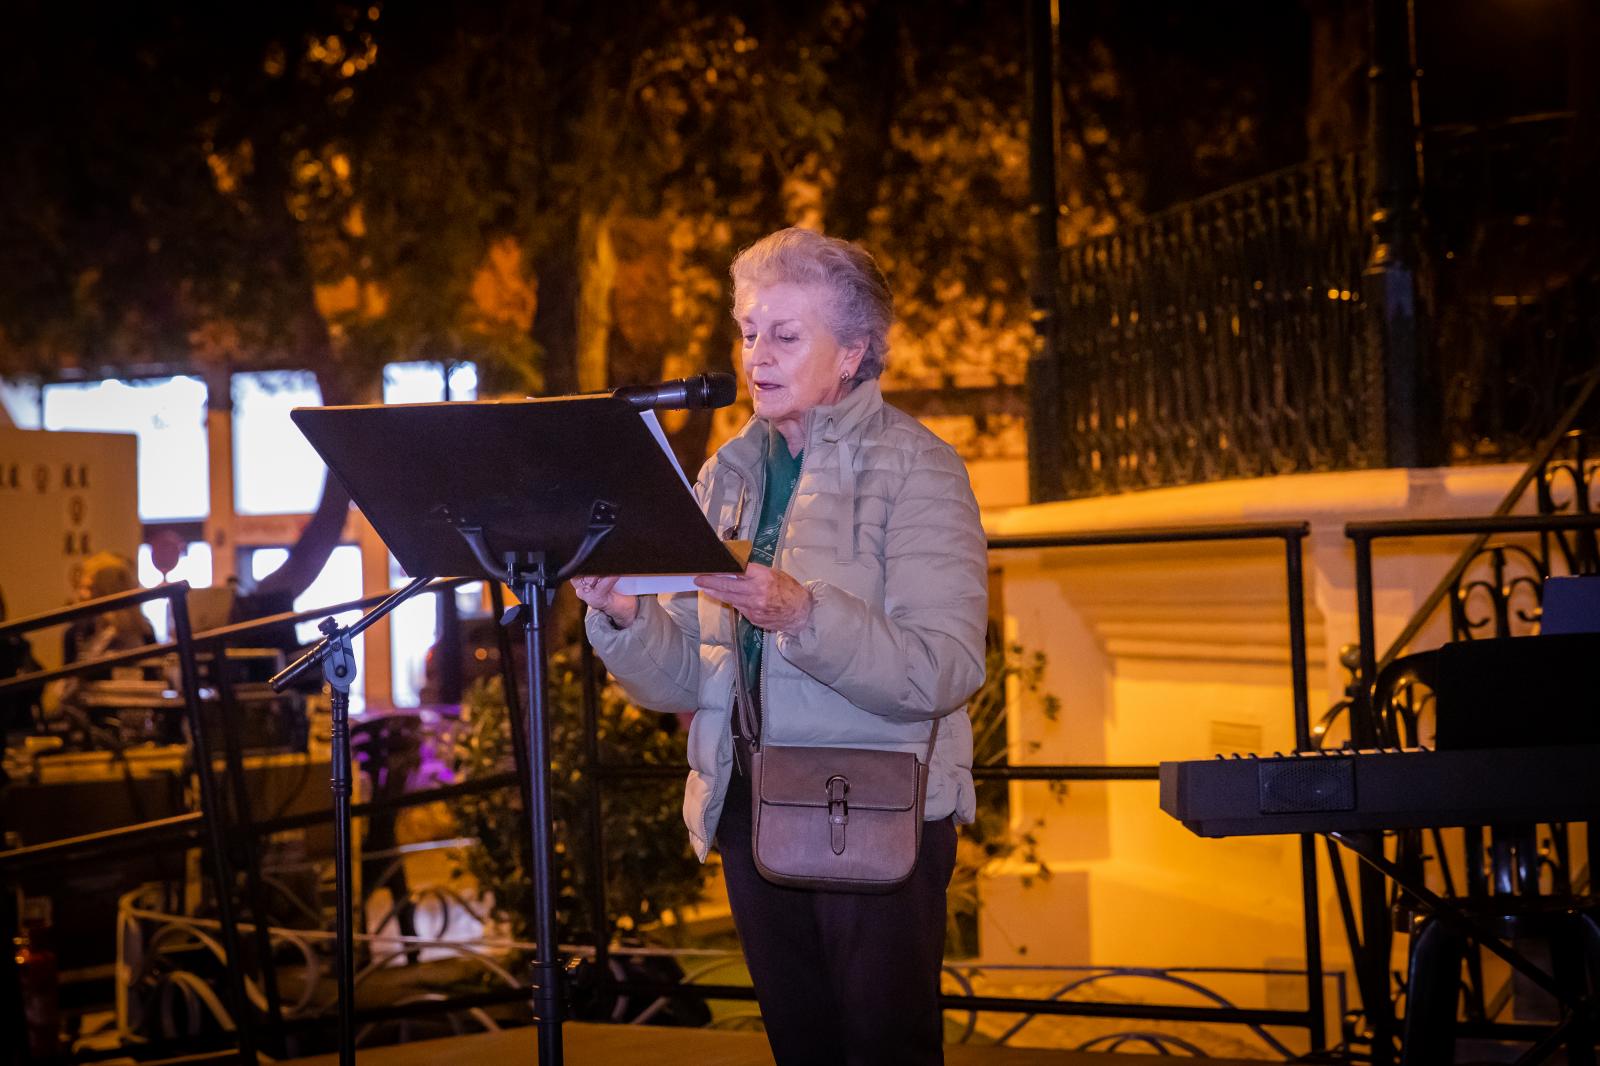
[826,775,849,855]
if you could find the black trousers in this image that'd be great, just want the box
[717,764,958,1066]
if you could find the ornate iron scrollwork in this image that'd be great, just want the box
[1055,153,1378,498]
[1535,429,1600,576]
[1450,543,1547,641]
[1446,430,1600,643]
[1379,674,1435,750]
[1048,115,1594,501]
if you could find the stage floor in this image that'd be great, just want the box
[280,1023,1267,1064]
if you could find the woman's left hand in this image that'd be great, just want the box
[696,563,814,636]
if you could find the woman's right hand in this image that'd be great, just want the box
[572,576,638,629]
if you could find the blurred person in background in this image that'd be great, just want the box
[61,552,155,665]
[1,585,44,736]
[43,553,158,738]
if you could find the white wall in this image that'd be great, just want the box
[977,463,1528,1035]
[0,428,141,668]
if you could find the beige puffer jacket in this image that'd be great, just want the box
[585,379,988,860]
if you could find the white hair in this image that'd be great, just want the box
[730,227,894,384]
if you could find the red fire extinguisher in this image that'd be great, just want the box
[14,893,61,1057]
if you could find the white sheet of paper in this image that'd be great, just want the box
[612,411,728,596]
[614,573,701,596]
[639,409,693,490]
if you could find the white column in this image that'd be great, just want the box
[356,509,393,709]
[203,375,237,585]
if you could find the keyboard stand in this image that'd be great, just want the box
[1330,830,1600,1066]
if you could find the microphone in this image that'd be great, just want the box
[612,372,738,411]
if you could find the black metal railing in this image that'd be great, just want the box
[999,524,1330,1045]
[0,577,484,1063]
[1349,511,1600,746]
[575,522,1329,1053]
[1054,153,1378,497]
[1326,376,1600,730]
[2,524,1334,1059]
[1287,394,1598,1057]
[1042,113,1599,502]
[0,582,260,1064]
[1342,510,1600,1063]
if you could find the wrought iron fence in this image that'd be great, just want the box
[1046,114,1600,501]
[1055,152,1379,497]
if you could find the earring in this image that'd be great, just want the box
[839,372,851,382]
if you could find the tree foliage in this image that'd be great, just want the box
[0,3,545,396]
[1,0,1316,448]
[1059,0,1311,220]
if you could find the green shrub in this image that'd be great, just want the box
[946,634,1062,958]
[449,648,708,947]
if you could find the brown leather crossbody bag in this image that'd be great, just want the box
[732,627,938,894]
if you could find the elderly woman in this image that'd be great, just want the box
[575,227,988,1065]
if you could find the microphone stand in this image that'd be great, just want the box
[269,575,434,1066]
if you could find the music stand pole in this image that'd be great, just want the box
[506,553,564,1065]
[270,575,434,1066]
[455,508,620,1066]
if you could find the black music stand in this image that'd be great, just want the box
[279,396,741,1066]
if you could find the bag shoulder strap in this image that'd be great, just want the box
[729,607,761,749]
